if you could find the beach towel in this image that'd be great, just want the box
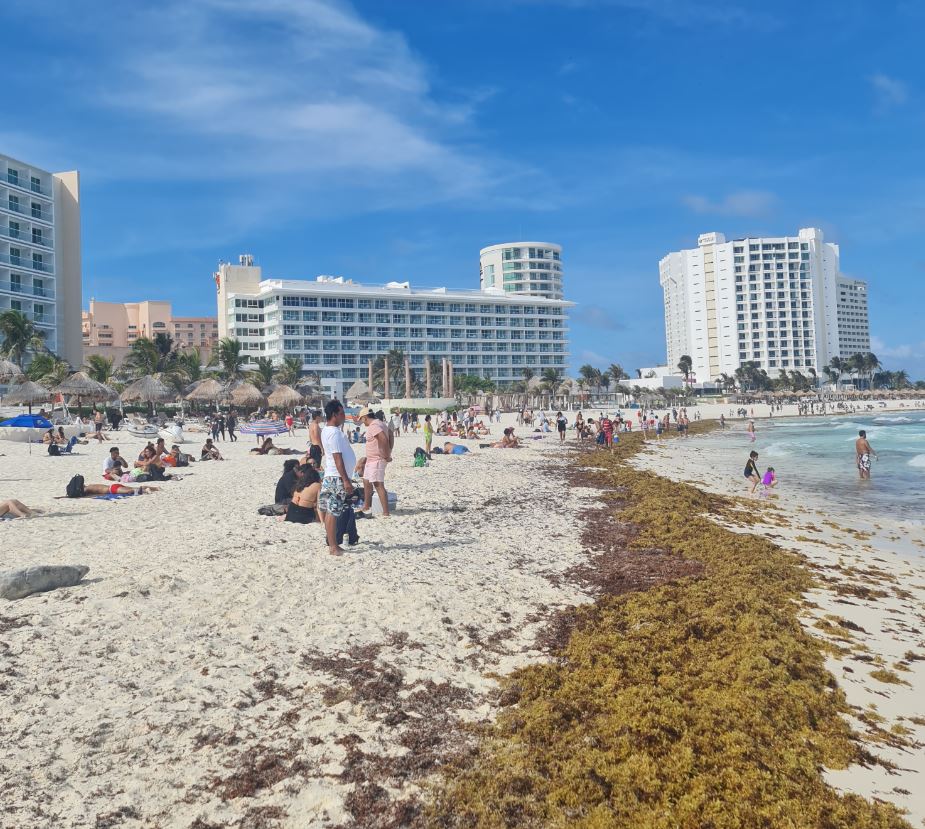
[94,493,134,501]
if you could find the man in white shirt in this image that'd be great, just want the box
[102,446,127,481]
[318,400,356,556]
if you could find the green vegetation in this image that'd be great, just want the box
[428,429,909,828]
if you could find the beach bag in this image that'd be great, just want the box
[65,474,85,498]
[258,503,288,516]
[48,443,60,456]
[413,447,427,467]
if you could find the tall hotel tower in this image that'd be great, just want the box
[0,153,82,367]
[659,228,869,383]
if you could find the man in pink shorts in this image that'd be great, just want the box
[358,407,392,517]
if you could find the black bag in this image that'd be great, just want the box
[65,474,85,498]
[48,443,60,456]
[257,503,288,516]
[336,505,359,546]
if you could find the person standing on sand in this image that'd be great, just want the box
[720,413,726,430]
[318,400,356,557]
[744,450,760,494]
[359,407,392,518]
[423,414,433,458]
[855,429,878,480]
[308,409,323,468]
[556,411,567,443]
[227,410,238,442]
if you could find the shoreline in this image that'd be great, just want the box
[427,426,920,827]
[629,429,925,823]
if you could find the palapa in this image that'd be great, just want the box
[2,380,52,406]
[266,384,303,408]
[184,378,225,402]
[0,358,24,382]
[229,382,267,408]
[52,371,113,402]
[120,375,175,403]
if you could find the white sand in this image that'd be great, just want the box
[631,434,925,825]
[0,418,594,827]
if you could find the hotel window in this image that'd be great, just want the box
[31,202,43,219]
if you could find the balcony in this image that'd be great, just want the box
[5,200,53,223]
[0,280,54,298]
[0,253,53,273]
[5,171,52,198]
[0,225,54,249]
[32,313,55,325]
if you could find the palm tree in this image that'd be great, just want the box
[83,354,116,385]
[214,337,246,380]
[153,332,174,359]
[677,354,693,387]
[521,367,535,384]
[123,337,162,377]
[862,352,881,390]
[578,364,596,392]
[175,348,204,384]
[894,369,910,389]
[250,356,276,387]
[807,366,818,388]
[26,352,71,386]
[608,363,628,383]
[0,309,46,367]
[275,356,304,386]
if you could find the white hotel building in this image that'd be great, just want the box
[0,153,82,367]
[215,243,571,397]
[659,228,869,383]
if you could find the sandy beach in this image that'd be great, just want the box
[2,411,924,826]
[0,418,597,827]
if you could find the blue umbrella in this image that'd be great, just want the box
[238,419,290,436]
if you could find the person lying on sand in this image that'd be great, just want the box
[56,482,161,498]
[443,441,470,455]
[58,427,88,446]
[0,499,43,519]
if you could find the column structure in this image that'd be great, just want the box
[367,360,374,393]
[404,357,411,398]
[425,358,432,399]
[383,357,390,400]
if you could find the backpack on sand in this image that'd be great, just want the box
[65,474,85,498]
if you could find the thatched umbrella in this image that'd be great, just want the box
[344,379,369,399]
[185,378,225,404]
[3,380,52,413]
[229,382,267,409]
[267,384,303,409]
[351,390,380,404]
[0,358,23,383]
[121,375,175,415]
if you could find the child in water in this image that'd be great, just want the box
[761,466,778,496]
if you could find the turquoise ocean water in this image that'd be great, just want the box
[710,411,925,524]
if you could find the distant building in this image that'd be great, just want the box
[659,228,870,382]
[82,300,218,365]
[478,242,564,300]
[1,152,82,366]
[214,248,572,398]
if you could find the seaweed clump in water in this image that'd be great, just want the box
[426,427,910,828]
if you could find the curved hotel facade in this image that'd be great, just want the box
[215,243,571,398]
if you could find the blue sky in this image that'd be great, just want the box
[3,0,925,376]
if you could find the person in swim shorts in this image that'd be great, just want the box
[855,430,877,480]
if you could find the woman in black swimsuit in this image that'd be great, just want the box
[284,465,321,524]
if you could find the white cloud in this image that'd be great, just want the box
[870,335,923,360]
[869,73,908,112]
[681,189,776,217]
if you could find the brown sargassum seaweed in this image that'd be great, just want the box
[426,425,911,828]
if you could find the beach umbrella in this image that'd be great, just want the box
[52,370,113,416]
[3,379,52,413]
[266,384,303,409]
[238,418,290,437]
[185,378,225,403]
[344,379,369,399]
[121,375,175,416]
[229,382,267,408]
[0,358,23,383]
[351,390,380,404]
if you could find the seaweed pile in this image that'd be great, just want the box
[426,428,910,828]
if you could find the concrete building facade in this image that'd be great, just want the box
[659,228,870,382]
[0,152,82,366]
[479,242,564,300]
[215,252,572,398]
[82,300,218,365]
